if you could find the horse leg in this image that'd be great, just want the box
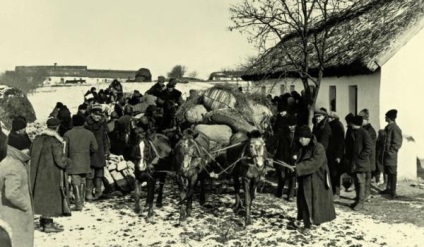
[275,167,283,198]
[156,174,166,208]
[146,176,155,223]
[233,174,242,212]
[177,176,187,223]
[134,179,142,213]
[199,173,206,206]
[186,174,198,218]
[243,177,252,226]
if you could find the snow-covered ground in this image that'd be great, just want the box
[26,83,424,247]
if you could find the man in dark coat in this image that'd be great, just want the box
[117,105,134,159]
[274,115,298,201]
[145,75,166,98]
[8,116,32,152]
[84,104,110,200]
[312,108,332,151]
[290,126,336,235]
[327,112,345,198]
[30,118,68,233]
[380,109,403,198]
[358,109,377,201]
[158,78,184,107]
[64,115,98,210]
[345,116,373,210]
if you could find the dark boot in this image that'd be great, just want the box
[93,177,103,200]
[390,174,398,198]
[41,218,64,233]
[86,179,94,201]
[73,185,83,211]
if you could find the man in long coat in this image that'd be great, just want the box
[84,104,110,200]
[64,114,98,210]
[291,126,336,235]
[30,118,68,233]
[345,116,373,210]
[274,115,298,201]
[0,129,34,246]
[380,109,403,198]
[327,112,345,198]
[145,75,166,98]
[358,109,377,201]
[312,108,332,151]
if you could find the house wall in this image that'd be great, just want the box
[380,27,424,180]
[250,73,381,130]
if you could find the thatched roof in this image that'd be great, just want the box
[242,0,424,81]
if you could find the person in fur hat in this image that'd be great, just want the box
[345,116,373,210]
[380,109,402,198]
[0,127,34,246]
[289,125,336,235]
[8,116,32,152]
[358,109,377,201]
[30,118,69,233]
[327,112,345,199]
[312,108,332,151]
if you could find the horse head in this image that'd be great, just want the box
[175,129,202,173]
[246,130,267,169]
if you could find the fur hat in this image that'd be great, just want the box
[72,114,85,127]
[91,104,103,113]
[297,125,313,138]
[167,78,177,88]
[385,109,398,120]
[78,104,88,110]
[47,118,61,128]
[11,116,27,131]
[345,113,354,123]
[314,108,328,116]
[351,116,363,126]
[358,109,369,120]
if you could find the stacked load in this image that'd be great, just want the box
[176,84,273,147]
[104,154,136,193]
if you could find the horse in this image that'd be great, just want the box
[226,130,269,226]
[128,125,172,222]
[173,129,211,223]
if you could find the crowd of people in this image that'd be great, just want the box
[270,91,402,233]
[0,77,404,245]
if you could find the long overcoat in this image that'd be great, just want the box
[274,127,298,175]
[312,117,332,151]
[346,128,373,173]
[85,116,110,168]
[295,137,336,225]
[383,122,403,167]
[30,129,68,216]
[64,126,98,174]
[0,146,33,247]
[363,123,377,171]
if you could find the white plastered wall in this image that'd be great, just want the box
[380,27,424,180]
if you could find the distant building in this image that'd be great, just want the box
[208,71,244,81]
[7,65,138,85]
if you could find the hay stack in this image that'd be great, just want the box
[0,85,36,129]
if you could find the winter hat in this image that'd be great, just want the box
[133,90,142,98]
[167,78,177,88]
[56,102,64,109]
[351,116,363,126]
[385,109,398,120]
[358,109,369,120]
[11,116,27,131]
[296,125,313,138]
[328,111,339,119]
[158,76,165,83]
[91,104,103,112]
[314,108,328,116]
[72,114,85,127]
[47,118,61,128]
[78,104,88,110]
[345,113,354,124]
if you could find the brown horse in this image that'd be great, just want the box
[129,126,172,222]
[227,130,268,226]
[173,129,211,224]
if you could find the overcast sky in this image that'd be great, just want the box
[0,0,256,79]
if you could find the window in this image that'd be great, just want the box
[329,86,336,111]
[60,78,64,83]
[349,85,358,114]
[261,86,266,95]
[280,84,285,95]
[290,85,295,92]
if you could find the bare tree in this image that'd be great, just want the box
[230,0,366,126]
[188,71,198,79]
[168,65,187,79]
